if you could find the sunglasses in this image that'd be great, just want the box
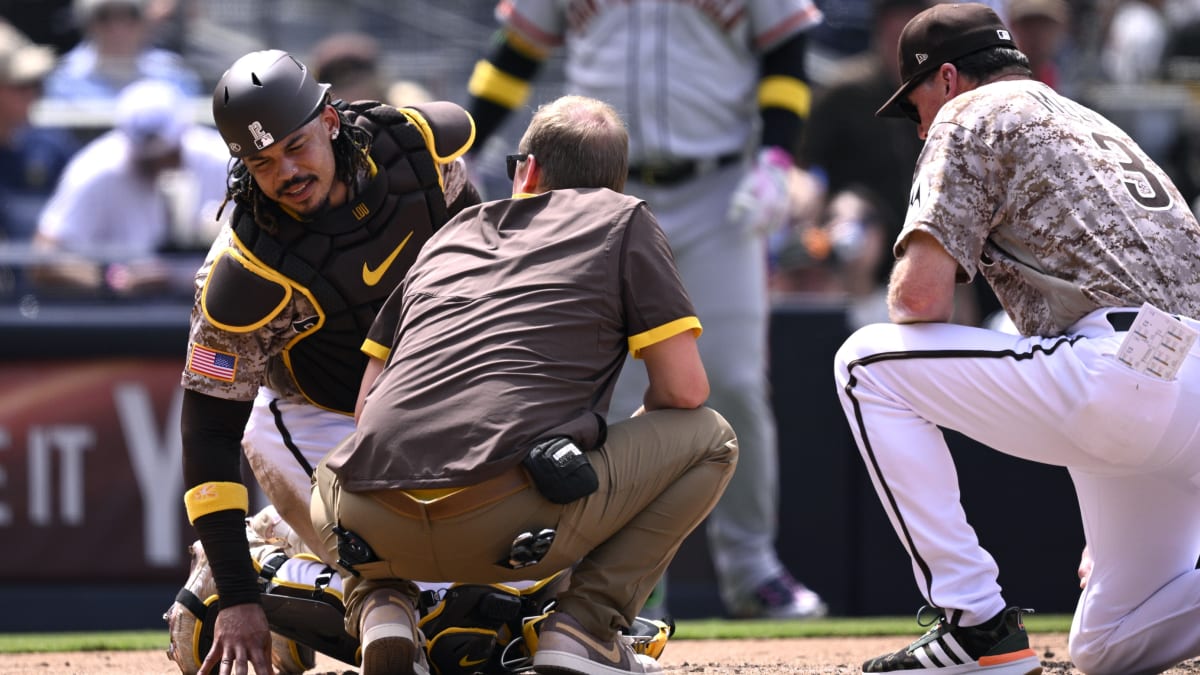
[897,71,935,124]
[897,99,921,124]
[506,153,530,180]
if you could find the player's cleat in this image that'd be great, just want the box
[359,588,429,675]
[532,612,662,675]
[862,606,1042,674]
[729,572,828,619]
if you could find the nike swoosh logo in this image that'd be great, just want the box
[458,654,488,667]
[557,623,624,665]
[362,230,415,286]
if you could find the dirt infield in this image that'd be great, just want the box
[4,635,1200,674]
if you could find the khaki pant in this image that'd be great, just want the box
[311,407,737,640]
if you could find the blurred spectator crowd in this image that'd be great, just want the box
[770,0,1200,329]
[1,0,1200,326]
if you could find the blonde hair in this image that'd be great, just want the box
[519,95,629,192]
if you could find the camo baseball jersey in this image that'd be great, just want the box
[900,79,1200,336]
[496,0,822,160]
[181,217,316,404]
[836,76,1200,675]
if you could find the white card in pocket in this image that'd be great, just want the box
[1115,303,1198,381]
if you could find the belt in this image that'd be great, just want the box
[628,152,742,187]
[1105,310,1138,332]
[367,463,532,520]
[1104,308,1189,331]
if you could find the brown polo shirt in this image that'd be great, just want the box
[326,188,700,491]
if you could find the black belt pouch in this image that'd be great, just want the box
[522,436,599,504]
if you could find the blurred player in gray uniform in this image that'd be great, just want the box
[172,49,480,674]
[832,4,1200,673]
[466,0,828,621]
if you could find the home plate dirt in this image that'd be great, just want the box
[4,635,1199,673]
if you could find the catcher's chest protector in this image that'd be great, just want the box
[226,104,450,412]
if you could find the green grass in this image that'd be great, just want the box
[672,614,1074,640]
[0,631,168,653]
[0,615,1075,653]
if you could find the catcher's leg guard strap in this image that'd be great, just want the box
[174,588,212,622]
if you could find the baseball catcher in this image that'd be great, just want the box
[172,48,481,673]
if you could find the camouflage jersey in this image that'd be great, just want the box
[180,101,477,413]
[899,79,1200,336]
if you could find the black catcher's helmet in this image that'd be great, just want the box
[212,49,331,158]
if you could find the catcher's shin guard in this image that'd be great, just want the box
[500,610,674,673]
[164,540,219,674]
[163,540,317,674]
[627,615,674,660]
[253,532,350,668]
[418,582,524,675]
[417,569,575,675]
[260,593,358,667]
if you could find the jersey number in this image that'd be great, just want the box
[1092,133,1171,210]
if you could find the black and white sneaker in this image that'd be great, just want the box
[862,606,1042,674]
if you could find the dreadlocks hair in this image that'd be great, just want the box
[216,105,374,234]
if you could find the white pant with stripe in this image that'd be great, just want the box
[834,308,1200,675]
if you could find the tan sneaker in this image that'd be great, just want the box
[359,589,429,675]
[533,612,662,675]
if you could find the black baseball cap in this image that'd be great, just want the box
[876,3,1017,118]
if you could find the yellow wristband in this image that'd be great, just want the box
[758,75,811,119]
[184,481,249,524]
[468,60,532,110]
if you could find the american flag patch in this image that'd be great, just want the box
[188,344,237,381]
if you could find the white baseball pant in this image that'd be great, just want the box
[834,307,1200,675]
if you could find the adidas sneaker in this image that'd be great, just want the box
[862,606,1042,674]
